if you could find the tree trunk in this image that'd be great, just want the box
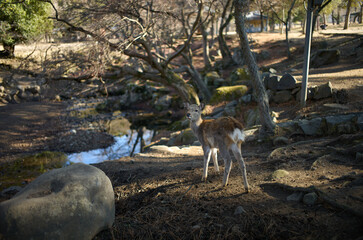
[285,22,291,59]
[360,4,362,24]
[218,0,235,65]
[344,0,352,30]
[164,70,200,104]
[0,43,15,58]
[260,11,264,32]
[200,19,212,69]
[337,7,341,25]
[234,0,276,136]
[332,10,335,25]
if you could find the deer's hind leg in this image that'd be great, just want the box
[231,142,249,192]
[219,145,233,187]
[211,148,219,172]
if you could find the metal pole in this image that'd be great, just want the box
[300,0,314,107]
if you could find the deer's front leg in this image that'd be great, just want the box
[202,147,211,182]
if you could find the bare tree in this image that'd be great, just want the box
[217,0,235,65]
[46,0,216,104]
[234,0,276,136]
[270,0,298,59]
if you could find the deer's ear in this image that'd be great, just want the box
[183,102,190,109]
[199,103,205,110]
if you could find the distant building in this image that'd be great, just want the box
[245,11,268,33]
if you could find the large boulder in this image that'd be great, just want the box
[311,49,340,68]
[313,81,333,100]
[0,163,115,240]
[278,73,297,90]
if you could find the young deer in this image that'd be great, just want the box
[185,103,249,192]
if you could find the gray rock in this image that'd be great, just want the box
[311,49,340,68]
[323,103,349,110]
[267,75,280,91]
[272,90,292,104]
[273,136,289,146]
[298,118,322,136]
[240,94,253,103]
[303,192,318,205]
[286,192,303,202]
[0,163,115,240]
[269,68,277,74]
[234,206,246,215]
[313,82,333,100]
[278,73,297,90]
[224,101,238,117]
[148,145,176,153]
[325,114,355,134]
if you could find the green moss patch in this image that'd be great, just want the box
[210,85,248,104]
[0,151,68,191]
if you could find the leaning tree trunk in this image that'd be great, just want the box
[234,0,276,136]
[344,0,352,30]
[164,70,200,105]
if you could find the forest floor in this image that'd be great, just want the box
[0,27,363,239]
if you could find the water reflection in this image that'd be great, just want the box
[67,129,153,164]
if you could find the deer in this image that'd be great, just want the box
[184,103,249,193]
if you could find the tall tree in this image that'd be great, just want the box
[270,0,298,59]
[217,0,235,65]
[234,0,276,136]
[344,0,353,29]
[0,0,52,58]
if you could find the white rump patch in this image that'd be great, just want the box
[229,129,246,142]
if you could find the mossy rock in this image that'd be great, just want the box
[269,169,290,180]
[210,85,248,104]
[230,67,251,83]
[204,71,225,87]
[69,108,98,118]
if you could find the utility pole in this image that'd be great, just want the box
[300,0,314,107]
[301,0,327,107]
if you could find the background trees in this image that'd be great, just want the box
[0,0,52,58]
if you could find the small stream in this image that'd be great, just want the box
[67,129,153,164]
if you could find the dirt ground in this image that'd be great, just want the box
[0,29,362,239]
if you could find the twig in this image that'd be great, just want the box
[178,184,194,201]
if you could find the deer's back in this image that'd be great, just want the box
[199,117,244,147]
